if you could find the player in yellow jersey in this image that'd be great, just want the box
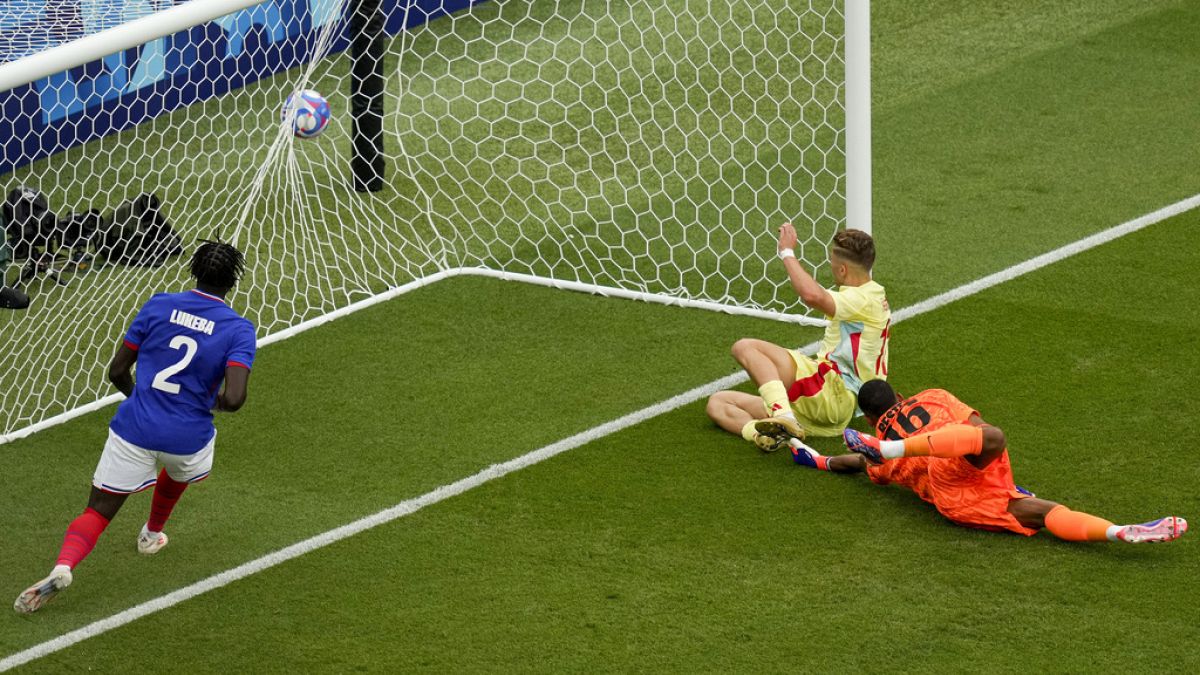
[706,224,891,451]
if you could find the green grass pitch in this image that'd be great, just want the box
[2,0,1200,671]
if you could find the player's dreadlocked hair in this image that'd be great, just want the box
[190,240,245,291]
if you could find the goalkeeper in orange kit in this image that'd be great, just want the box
[792,380,1187,544]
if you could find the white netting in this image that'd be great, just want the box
[0,0,847,440]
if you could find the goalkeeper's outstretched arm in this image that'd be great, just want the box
[792,442,867,473]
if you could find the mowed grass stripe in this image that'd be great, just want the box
[17,190,1199,674]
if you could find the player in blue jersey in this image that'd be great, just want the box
[14,242,257,614]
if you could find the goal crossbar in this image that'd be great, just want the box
[0,0,266,94]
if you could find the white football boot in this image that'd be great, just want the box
[137,524,169,555]
[14,566,72,614]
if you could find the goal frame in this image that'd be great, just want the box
[0,0,872,445]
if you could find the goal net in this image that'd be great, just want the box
[0,0,860,442]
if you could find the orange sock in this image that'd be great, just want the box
[901,424,983,458]
[1044,505,1116,542]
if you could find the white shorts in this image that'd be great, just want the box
[93,429,215,494]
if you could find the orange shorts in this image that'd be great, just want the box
[868,451,1036,536]
[865,456,935,503]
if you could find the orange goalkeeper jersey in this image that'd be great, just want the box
[873,388,975,440]
[866,389,1036,536]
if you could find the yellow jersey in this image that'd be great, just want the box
[818,280,890,394]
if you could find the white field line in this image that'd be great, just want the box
[2,192,1197,671]
[891,192,1200,322]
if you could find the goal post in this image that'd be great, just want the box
[845,0,872,235]
[0,0,871,444]
[349,0,388,192]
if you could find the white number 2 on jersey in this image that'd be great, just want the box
[151,335,198,395]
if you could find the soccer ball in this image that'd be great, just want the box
[284,90,331,139]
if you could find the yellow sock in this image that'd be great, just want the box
[741,420,759,442]
[758,380,791,418]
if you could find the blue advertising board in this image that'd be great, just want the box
[0,0,477,175]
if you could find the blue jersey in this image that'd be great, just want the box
[109,289,257,454]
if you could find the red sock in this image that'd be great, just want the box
[56,507,111,569]
[147,469,189,533]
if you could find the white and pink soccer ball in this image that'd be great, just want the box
[283,90,331,139]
